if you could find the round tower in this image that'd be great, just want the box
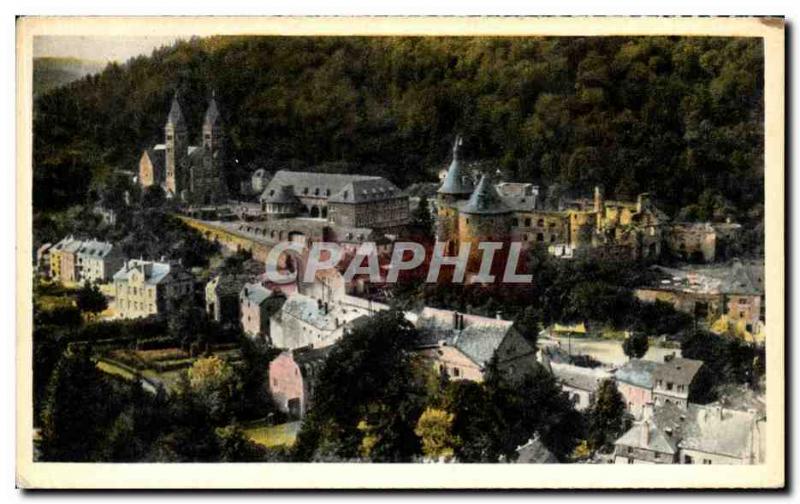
[458,174,513,265]
[436,135,474,245]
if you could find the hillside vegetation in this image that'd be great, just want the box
[33,36,763,222]
[33,57,106,96]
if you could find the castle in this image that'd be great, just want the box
[436,138,667,261]
[138,93,228,205]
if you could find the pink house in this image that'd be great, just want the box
[614,359,659,419]
[268,346,333,418]
[240,282,283,340]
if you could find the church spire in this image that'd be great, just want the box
[165,91,186,128]
[204,90,221,126]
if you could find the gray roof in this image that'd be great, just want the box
[210,274,250,297]
[414,311,513,367]
[615,419,679,455]
[614,359,659,388]
[166,94,185,127]
[515,436,558,463]
[204,95,221,126]
[438,136,474,195]
[240,282,273,305]
[647,260,764,296]
[113,259,176,285]
[677,404,760,459]
[76,239,115,259]
[460,175,512,215]
[281,294,340,331]
[328,178,402,203]
[551,362,610,392]
[652,357,703,386]
[261,170,399,204]
[261,184,301,204]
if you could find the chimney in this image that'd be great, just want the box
[324,302,329,315]
[593,186,603,213]
[496,311,503,320]
[452,311,459,330]
[640,420,650,448]
[642,402,654,421]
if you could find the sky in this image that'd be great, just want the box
[33,36,184,62]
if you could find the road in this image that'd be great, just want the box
[544,336,681,367]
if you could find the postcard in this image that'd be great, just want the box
[15,16,784,489]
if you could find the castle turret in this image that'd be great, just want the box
[458,174,513,264]
[164,92,188,196]
[436,135,474,244]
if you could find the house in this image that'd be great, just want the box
[205,274,250,325]
[75,239,124,284]
[614,402,765,465]
[112,259,194,319]
[614,359,659,419]
[269,292,369,350]
[652,356,703,408]
[240,282,283,340]
[48,235,83,284]
[548,361,611,411]
[412,307,538,383]
[514,435,557,464]
[268,345,334,419]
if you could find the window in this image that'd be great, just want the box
[654,452,660,460]
[537,219,544,227]
[453,368,460,377]
[667,382,673,391]
[512,218,519,227]
[703,459,712,465]
[524,218,531,227]
[536,233,544,242]
[627,458,634,464]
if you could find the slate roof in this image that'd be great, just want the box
[113,259,175,285]
[677,405,760,459]
[515,435,558,464]
[652,357,703,386]
[204,95,221,126]
[76,239,115,259]
[166,94,186,127]
[280,294,340,331]
[646,260,764,296]
[615,419,679,454]
[614,359,659,389]
[328,178,403,203]
[240,282,273,305]
[210,274,250,297]
[460,175,512,215]
[438,136,474,195]
[260,170,399,204]
[261,184,301,204]
[551,362,611,392]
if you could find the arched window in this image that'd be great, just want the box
[537,219,544,227]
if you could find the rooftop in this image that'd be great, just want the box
[614,359,659,389]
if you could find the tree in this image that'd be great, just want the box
[410,194,434,239]
[586,379,630,453]
[76,281,108,319]
[414,407,459,462]
[622,332,649,360]
[141,185,166,208]
[293,309,424,462]
[40,346,115,461]
[188,355,240,425]
[442,379,506,462]
[513,306,541,347]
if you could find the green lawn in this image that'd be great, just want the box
[243,421,301,448]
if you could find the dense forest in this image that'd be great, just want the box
[34,36,763,222]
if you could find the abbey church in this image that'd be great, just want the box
[138,93,229,205]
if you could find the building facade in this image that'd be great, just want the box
[268,345,333,419]
[240,282,282,340]
[76,239,124,284]
[112,259,194,319]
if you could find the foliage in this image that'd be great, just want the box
[34,37,763,229]
[513,306,541,347]
[681,330,765,402]
[586,379,630,453]
[293,309,425,462]
[76,281,108,317]
[622,332,649,360]
[414,407,459,461]
[409,194,435,240]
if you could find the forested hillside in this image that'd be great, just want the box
[33,36,764,222]
[33,57,106,96]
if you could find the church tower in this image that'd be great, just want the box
[193,90,228,204]
[164,93,188,196]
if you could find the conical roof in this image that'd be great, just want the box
[166,93,186,127]
[460,175,511,215]
[204,91,221,126]
[438,135,474,195]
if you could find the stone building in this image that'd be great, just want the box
[635,260,765,332]
[259,170,410,234]
[435,138,668,261]
[652,356,703,408]
[614,359,659,419]
[240,282,283,340]
[205,274,250,325]
[614,402,765,465]
[412,307,538,383]
[75,239,125,284]
[269,292,370,350]
[112,259,194,319]
[138,92,228,205]
[268,345,334,419]
[48,235,82,284]
[548,361,611,411]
